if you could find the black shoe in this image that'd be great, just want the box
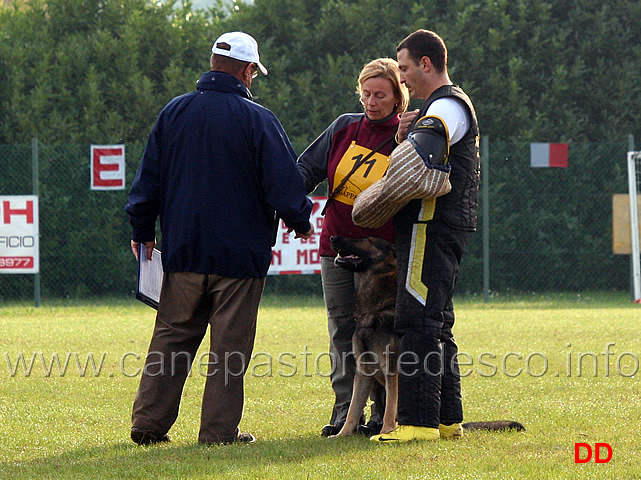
[358,421,383,436]
[131,426,170,445]
[207,431,257,445]
[320,423,343,437]
[231,431,256,444]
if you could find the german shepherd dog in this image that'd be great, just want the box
[329,235,525,437]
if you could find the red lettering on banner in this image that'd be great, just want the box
[2,200,34,224]
[300,234,317,245]
[268,196,326,275]
[0,256,34,269]
[297,249,320,264]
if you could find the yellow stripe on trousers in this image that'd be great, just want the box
[404,198,436,305]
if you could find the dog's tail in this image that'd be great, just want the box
[462,420,526,432]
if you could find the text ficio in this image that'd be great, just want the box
[0,236,36,248]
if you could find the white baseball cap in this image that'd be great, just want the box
[212,31,268,76]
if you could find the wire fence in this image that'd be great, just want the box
[0,138,636,302]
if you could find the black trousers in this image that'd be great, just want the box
[394,217,469,428]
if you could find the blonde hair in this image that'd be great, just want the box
[357,58,409,114]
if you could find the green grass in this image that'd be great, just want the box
[1,293,640,479]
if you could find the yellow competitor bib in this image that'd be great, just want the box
[332,141,391,206]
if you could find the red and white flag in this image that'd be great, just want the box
[530,143,568,168]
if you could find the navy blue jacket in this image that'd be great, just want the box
[125,71,312,278]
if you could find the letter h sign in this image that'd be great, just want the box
[90,145,125,190]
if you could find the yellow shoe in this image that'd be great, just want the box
[439,423,464,440]
[370,425,440,443]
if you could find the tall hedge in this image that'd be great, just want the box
[3,0,640,146]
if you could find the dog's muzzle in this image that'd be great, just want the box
[334,253,364,272]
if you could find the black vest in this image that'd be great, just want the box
[402,85,480,231]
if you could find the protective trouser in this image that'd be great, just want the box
[394,219,469,428]
[320,256,385,426]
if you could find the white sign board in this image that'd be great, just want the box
[90,144,126,190]
[269,196,326,275]
[0,195,39,274]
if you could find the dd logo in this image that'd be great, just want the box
[575,443,612,463]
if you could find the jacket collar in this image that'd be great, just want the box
[362,111,400,129]
[196,71,253,101]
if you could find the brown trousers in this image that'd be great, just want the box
[131,271,265,444]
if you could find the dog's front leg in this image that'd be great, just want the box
[330,373,373,437]
[380,370,398,434]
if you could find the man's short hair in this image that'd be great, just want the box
[210,50,251,76]
[397,30,448,73]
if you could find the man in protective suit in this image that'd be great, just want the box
[370,29,480,443]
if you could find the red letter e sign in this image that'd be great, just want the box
[91,145,125,190]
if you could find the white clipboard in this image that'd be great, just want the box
[136,244,163,309]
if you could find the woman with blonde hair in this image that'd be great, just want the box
[297,57,409,437]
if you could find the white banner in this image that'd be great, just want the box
[0,195,39,274]
[268,196,326,275]
[90,144,126,190]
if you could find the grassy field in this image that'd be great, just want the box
[0,292,640,479]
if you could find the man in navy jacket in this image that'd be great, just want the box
[125,31,313,446]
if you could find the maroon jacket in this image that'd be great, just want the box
[297,112,399,256]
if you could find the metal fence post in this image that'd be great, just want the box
[482,135,490,302]
[629,134,636,302]
[32,137,40,307]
